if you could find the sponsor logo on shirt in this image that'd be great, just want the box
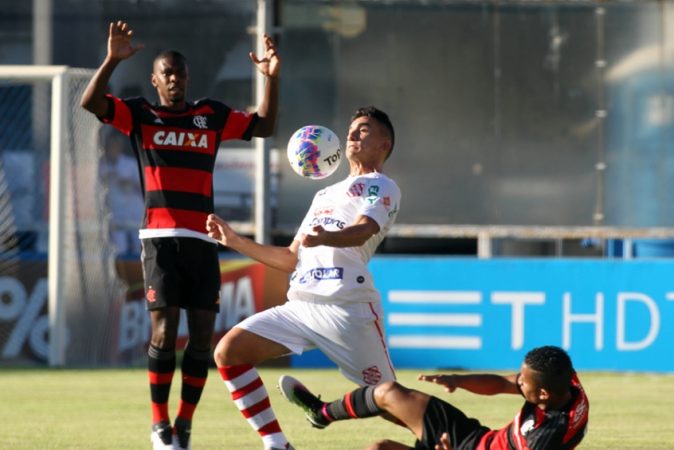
[142,125,217,154]
[309,216,346,230]
[295,267,344,284]
[313,207,334,217]
[153,130,209,148]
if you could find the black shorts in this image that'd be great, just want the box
[413,396,490,450]
[141,237,221,312]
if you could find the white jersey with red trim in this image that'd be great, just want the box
[288,171,401,304]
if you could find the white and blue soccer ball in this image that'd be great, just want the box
[286,125,342,180]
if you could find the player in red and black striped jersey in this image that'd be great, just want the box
[81,20,280,450]
[279,346,589,450]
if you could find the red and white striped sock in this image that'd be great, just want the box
[218,364,288,449]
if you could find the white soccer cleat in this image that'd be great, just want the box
[150,421,175,450]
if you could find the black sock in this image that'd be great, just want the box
[176,344,210,422]
[148,345,176,424]
[325,385,383,421]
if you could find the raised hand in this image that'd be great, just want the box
[418,374,459,393]
[250,34,280,78]
[107,20,144,61]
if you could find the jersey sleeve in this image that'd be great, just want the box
[221,109,258,141]
[359,177,401,229]
[100,94,135,136]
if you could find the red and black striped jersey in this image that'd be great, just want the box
[101,95,257,241]
[478,372,589,450]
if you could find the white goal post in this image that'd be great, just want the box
[0,65,107,367]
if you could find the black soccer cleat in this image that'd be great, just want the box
[173,417,191,450]
[278,375,331,429]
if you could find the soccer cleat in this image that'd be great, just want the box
[278,374,331,429]
[172,418,191,450]
[150,421,175,450]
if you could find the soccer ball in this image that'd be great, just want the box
[286,125,342,180]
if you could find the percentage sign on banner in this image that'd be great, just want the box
[0,277,50,360]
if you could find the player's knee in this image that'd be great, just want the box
[213,338,231,366]
[213,331,245,366]
[188,329,213,349]
[150,325,176,349]
[374,381,404,408]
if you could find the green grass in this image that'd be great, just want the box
[0,368,672,449]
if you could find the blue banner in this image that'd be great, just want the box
[292,258,674,372]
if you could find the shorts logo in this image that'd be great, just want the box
[146,287,157,303]
[298,267,343,284]
[362,365,382,385]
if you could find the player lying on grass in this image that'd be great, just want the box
[278,346,589,450]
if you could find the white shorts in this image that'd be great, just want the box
[236,299,396,385]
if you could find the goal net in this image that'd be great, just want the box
[0,66,136,366]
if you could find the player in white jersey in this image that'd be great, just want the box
[206,106,400,450]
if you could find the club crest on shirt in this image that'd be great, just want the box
[348,182,365,197]
[193,115,208,129]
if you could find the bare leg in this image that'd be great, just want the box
[373,382,431,440]
[213,326,292,366]
[185,308,216,349]
[214,326,294,449]
[150,306,180,349]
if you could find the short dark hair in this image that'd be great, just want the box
[524,346,573,395]
[153,50,188,70]
[351,106,395,157]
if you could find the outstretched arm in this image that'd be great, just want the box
[80,21,144,117]
[300,215,380,248]
[206,214,298,273]
[418,373,520,396]
[249,34,280,137]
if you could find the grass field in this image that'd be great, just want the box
[1,368,673,449]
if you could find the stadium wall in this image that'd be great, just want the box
[3,255,673,372]
[293,257,674,373]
